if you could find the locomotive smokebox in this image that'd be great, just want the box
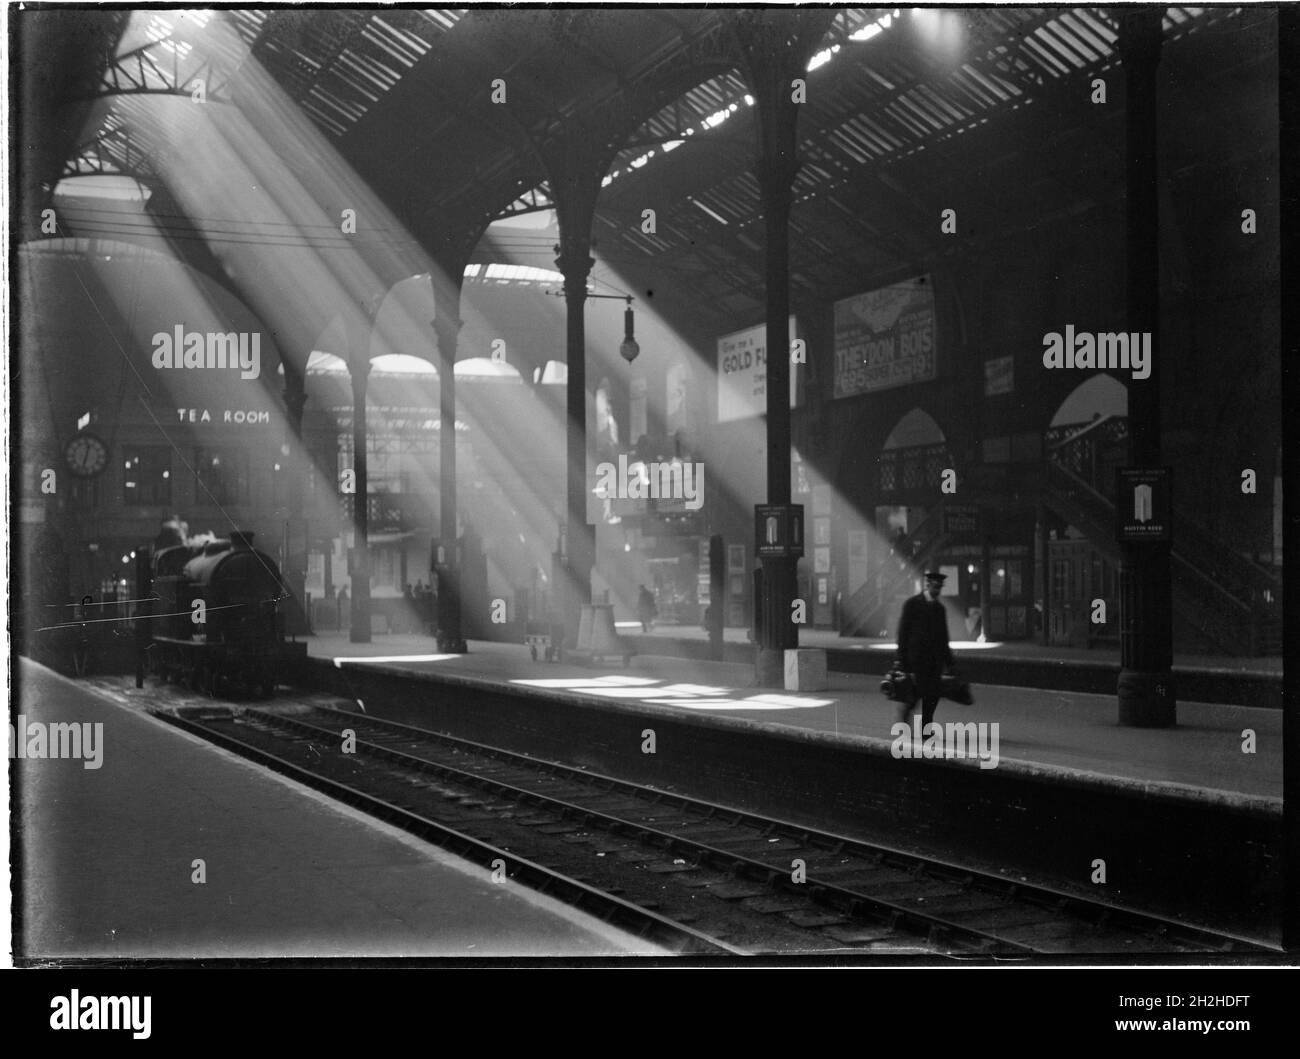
[230,531,255,551]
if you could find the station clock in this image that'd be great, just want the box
[64,432,108,478]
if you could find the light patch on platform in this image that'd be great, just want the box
[511,675,833,710]
[867,641,1002,651]
[512,676,660,689]
[742,694,834,708]
[644,697,833,710]
[333,654,460,666]
[564,687,672,698]
[654,683,730,696]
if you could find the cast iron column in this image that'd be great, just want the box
[434,310,466,652]
[349,357,372,643]
[1038,503,1051,646]
[755,157,800,685]
[555,229,596,646]
[280,357,309,634]
[1116,8,1173,726]
[1278,3,1298,952]
[737,13,817,686]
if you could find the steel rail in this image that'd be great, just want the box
[154,709,744,957]
[245,709,1051,954]
[288,701,1278,956]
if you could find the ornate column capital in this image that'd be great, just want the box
[554,243,595,301]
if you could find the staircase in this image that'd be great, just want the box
[840,507,951,637]
[1044,460,1281,655]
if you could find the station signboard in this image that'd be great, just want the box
[1116,467,1172,541]
[755,503,804,559]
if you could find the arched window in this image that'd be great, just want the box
[1045,376,1129,494]
[880,409,948,496]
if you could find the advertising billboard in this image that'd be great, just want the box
[833,275,936,399]
[717,316,800,422]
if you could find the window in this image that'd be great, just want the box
[374,546,397,590]
[880,456,897,493]
[123,447,172,506]
[990,559,1024,600]
[1090,554,1115,602]
[982,436,1011,463]
[70,477,101,507]
[1051,559,1072,602]
[902,453,925,489]
[337,436,409,496]
[194,448,249,506]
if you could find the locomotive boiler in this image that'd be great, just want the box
[142,530,306,696]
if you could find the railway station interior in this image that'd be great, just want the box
[9,6,1291,962]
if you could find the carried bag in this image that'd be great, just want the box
[880,663,917,704]
[940,669,975,705]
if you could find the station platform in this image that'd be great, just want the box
[306,631,1281,801]
[673,623,1278,673]
[12,657,665,960]
[302,630,1282,940]
[319,615,1280,708]
[634,625,1280,708]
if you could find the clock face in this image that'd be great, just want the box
[65,433,108,478]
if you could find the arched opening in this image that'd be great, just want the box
[877,408,950,541]
[1041,375,1131,648]
[837,410,959,640]
[1046,374,1129,496]
[1049,373,1128,427]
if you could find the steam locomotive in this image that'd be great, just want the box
[139,529,306,697]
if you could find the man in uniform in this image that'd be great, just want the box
[896,570,955,727]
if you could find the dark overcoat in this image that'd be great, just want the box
[897,593,955,698]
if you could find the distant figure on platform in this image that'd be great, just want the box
[637,585,658,633]
[896,570,955,728]
[415,580,435,634]
[402,583,415,633]
[337,584,349,630]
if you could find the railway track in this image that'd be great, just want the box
[155,698,1275,958]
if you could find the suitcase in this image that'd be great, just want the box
[940,671,975,705]
[880,664,916,704]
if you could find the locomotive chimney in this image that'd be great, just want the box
[230,531,255,551]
